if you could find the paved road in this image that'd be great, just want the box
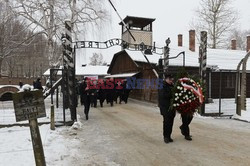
[74,99,250,166]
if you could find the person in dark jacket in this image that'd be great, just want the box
[19,81,23,89]
[122,80,130,104]
[158,74,175,143]
[34,78,43,91]
[97,79,106,107]
[80,77,91,120]
[90,80,98,108]
[106,78,115,106]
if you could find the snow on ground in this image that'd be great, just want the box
[0,124,82,166]
[1,96,250,165]
[205,98,250,122]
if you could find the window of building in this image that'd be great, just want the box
[226,74,235,88]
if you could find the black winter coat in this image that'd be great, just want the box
[158,81,173,115]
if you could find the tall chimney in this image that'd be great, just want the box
[247,35,250,52]
[231,39,236,50]
[189,30,195,52]
[178,34,183,47]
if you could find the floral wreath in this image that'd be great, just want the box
[171,77,204,114]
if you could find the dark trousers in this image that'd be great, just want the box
[160,107,176,138]
[180,114,193,136]
[83,95,91,116]
[90,95,97,107]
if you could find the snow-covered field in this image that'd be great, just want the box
[0,123,82,166]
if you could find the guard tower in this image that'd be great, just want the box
[119,16,155,46]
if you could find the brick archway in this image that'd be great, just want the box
[0,86,19,99]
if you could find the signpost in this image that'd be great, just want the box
[13,90,46,166]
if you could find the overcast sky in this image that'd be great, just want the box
[77,0,250,65]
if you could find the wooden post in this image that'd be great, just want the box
[236,95,241,116]
[29,119,46,166]
[50,105,55,130]
[219,71,222,116]
[56,87,59,108]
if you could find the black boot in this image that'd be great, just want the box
[180,126,185,136]
[164,137,173,143]
[85,114,88,120]
[185,135,192,141]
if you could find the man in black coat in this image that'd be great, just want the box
[97,79,106,107]
[106,78,115,107]
[158,74,175,143]
[79,77,91,120]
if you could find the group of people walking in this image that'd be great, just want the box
[77,77,130,120]
[158,74,193,143]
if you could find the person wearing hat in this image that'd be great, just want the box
[158,74,175,143]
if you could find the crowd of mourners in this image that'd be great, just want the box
[77,77,131,120]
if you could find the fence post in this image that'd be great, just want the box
[236,95,241,116]
[50,104,55,130]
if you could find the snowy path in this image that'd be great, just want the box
[74,99,250,166]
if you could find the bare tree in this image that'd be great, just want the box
[57,0,109,40]
[0,1,34,76]
[11,0,58,67]
[11,0,109,67]
[89,53,106,66]
[193,0,238,48]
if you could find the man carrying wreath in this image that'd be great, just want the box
[158,74,175,143]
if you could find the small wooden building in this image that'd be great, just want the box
[107,49,159,102]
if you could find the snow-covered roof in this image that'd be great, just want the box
[43,66,63,76]
[76,65,109,76]
[124,49,161,64]
[125,47,250,70]
[170,46,250,70]
[105,72,139,78]
[43,65,109,76]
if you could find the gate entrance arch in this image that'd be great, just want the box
[0,86,19,101]
[56,20,186,122]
